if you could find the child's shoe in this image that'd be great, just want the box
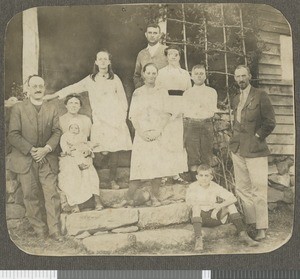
[238,231,259,247]
[194,236,203,252]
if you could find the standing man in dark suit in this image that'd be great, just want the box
[7,75,63,241]
[229,65,276,241]
[133,23,168,89]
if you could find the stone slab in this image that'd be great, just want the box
[137,202,190,229]
[6,204,25,220]
[268,187,284,203]
[66,208,139,236]
[133,228,194,249]
[100,189,127,207]
[82,233,135,253]
[112,226,139,233]
[81,224,236,254]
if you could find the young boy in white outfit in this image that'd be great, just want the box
[186,164,259,251]
[183,64,218,181]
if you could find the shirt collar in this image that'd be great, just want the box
[241,84,251,95]
[29,97,43,106]
[146,42,160,51]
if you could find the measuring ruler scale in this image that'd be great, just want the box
[1,270,300,278]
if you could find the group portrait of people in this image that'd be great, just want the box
[7,23,276,252]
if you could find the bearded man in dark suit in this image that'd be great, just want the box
[7,75,63,241]
[229,65,276,241]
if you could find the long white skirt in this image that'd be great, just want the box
[130,128,186,180]
[91,120,132,153]
[58,156,100,206]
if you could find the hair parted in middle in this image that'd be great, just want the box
[91,50,115,81]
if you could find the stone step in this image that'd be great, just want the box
[64,202,190,236]
[82,224,235,254]
[99,184,187,207]
[65,208,139,236]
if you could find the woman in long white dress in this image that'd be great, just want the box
[120,63,174,207]
[156,45,192,184]
[45,50,132,189]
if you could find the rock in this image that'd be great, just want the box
[269,173,290,188]
[268,156,276,164]
[289,166,295,175]
[201,224,236,240]
[133,228,194,249]
[268,203,278,211]
[93,231,108,236]
[75,231,91,239]
[267,187,284,203]
[283,187,294,204]
[82,233,135,253]
[66,208,138,236]
[159,184,188,202]
[60,213,68,235]
[6,204,25,220]
[100,189,127,207]
[268,164,278,175]
[6,194,14,204]
[112,226,139,233]
[7,219,21,230]
[137,203,190,229]
[290,175,295,186]
[13,186,24,205]
[6,179,19,194]
[276,158,293,175]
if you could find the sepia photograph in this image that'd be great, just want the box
[4,3,295,256]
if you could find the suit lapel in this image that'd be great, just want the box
[243,86,255,110]
[23,99,38,131]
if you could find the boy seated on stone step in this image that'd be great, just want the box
[185,164,259,252]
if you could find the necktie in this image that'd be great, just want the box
[237,91,246,123]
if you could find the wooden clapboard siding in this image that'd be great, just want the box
[257,5,294,155]
[267,134,294,144]
[272,124,294,134]
[269,145,294,155]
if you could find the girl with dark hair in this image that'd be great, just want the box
[45,50,132,190]
[156,45,192,184]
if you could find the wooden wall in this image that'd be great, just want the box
[257,5,294,155]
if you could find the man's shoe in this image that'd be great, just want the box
[239,231,259,247]
[254,229,266,241]
[49,232,64,242]
[194,236,203,252]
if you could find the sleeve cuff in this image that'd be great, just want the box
[45,144,52,152]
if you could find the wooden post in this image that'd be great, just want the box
[221,4,233,128]
[22,8,39,84]
[239,7,247,65]
[181,4,188,70]
[203,13,209,85]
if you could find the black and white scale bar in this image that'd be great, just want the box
[57,270,211,278]
[0,270,57,279]
[211,270,300,279]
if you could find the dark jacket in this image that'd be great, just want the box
[7,99,61,174]
[229,86,276,158]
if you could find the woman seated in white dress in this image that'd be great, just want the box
[44,50,132,190]
[156,45,192,184]
[118,63,178,207]
[58,118,102,213]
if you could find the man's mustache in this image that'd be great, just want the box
[35,91,42,94]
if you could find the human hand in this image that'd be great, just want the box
[43,93,58,101]
[31,147,49,162]
[78,163,89,170]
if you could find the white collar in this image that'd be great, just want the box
[241,84,251,95]
[30,97,43,106]
[146,42,160,50]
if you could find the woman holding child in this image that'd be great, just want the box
[58,94,102,212]
[45,50,132,190]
